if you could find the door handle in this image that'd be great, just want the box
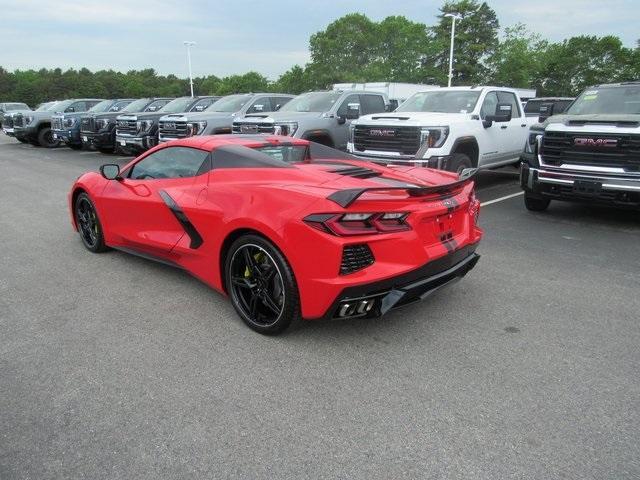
[500,125,508,129]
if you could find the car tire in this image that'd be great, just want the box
[447,153,473,175]
[524,193,551,212]
[74,192,109,253]
[37,127,60,148]
[67,143,83,150]
[225,234,301,335]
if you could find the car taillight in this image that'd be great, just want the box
[468,191,480,224]
[303,212,410,236]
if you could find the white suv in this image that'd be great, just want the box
[348,86,537,173]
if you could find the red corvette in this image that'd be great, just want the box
[69,135,482,334]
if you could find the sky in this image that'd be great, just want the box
[1,0,639,80]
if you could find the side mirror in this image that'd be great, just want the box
[100,164,121,180]
[345,103,360,120]
[484,103,512,127]
[275,104,283,111]
[538,103,554,123]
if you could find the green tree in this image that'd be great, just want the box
[535,36,636,96]
[488,24,548,88]
[216,72,270,95]
[429,0,499,85]
[273,65,316,94]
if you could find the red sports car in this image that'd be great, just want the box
[69,135,482,334]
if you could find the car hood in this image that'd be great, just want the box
[116,112,167,122]
[21,110,55,121]
[355,111,473,127]
[52,111,85,120]
[543,113,640,128]
[234,111,324,124]
[178,111,238,122]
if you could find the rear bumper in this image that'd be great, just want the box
[521,163,640,208]
[318,245,480,320]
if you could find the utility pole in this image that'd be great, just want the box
[444,14,463,87]
[183,41,196,97]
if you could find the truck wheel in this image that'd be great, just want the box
[524,193,550,212]
[37,127,60,148]
[447,153,472,175]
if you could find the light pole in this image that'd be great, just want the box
[444,13,463,87]
[183,41,196,97]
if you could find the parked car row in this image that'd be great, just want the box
[4,80,639,213]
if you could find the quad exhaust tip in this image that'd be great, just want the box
[338,299,375,318]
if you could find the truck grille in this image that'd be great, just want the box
[52,117,63,130]
[116,119,138,135]
[353,125,422,156]
[81,117,96,133]
[340,244,375,275]
[541,131,640,171]
[3,116,14,128]
[232,122,274,134]
[158,120,189,138]
[13,114,24,128]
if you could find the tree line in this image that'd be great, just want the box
[2,0,639,106]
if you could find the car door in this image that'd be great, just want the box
[477,91,507,167]
[99,146,210,257]
[334,94,361,150]
[497,90,528,162]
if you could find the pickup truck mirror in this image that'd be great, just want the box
[345,103,360,120]
[275,104,283,111]
[483,103,512,127]
[538,103,554,123]
[100,164,121,180]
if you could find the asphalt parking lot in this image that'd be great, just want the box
[1,135,639,480]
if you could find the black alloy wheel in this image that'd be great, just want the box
[225,235,300,334]
[74,193,108,252]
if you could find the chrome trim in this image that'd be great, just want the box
[533,166,640,192]
[538,153,640,177]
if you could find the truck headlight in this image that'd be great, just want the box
[63,118,76,128]
[96,119,110,130]
[349,124,355,143]
[189,121,207,136]
[137,120,154,133]
[273,122,298,136]
[25,115,34,125]
[420,127,449,148]
[525,132,543,154]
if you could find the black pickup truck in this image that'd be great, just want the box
[80,98,173,153]
[521,82,640,211]
[115,96,219,153]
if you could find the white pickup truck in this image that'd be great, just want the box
[348,86,538,173]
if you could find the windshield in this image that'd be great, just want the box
[159,97,194,114]
[88,100,115,113]
[36,102,57,111]
[280,92,342,113]
[566,86,640,115]
[397,91,481,113]
[207,95,251,113]
[7,103,28,111]
[50,100,74,112]
[254,145,308,163]
[121,98,152,113]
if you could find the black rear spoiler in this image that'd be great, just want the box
[327,168,478,208]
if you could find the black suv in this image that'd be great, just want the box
[521,82,640,211]
[81,98,173,153]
